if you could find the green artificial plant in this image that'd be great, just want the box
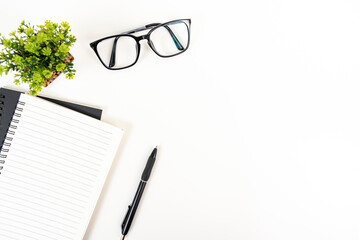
[0,20,76,95]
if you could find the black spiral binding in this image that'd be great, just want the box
[0,96,25,175]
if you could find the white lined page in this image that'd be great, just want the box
[0,94,124,240]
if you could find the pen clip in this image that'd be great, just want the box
[121,205,132,229]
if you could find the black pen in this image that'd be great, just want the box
[121,147,158,240]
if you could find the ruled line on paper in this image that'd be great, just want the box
[0,221,71,240]
[8,156,97,185]
[0,203,78,230]
[19,118,108,150]
[8,158,95,187]
[0,216,73,240]
[23,107,112,141]
[18,126,106,157]
[12,142,102,169]
[0,193,81,224]
[25,102,113,135]
[15,132,105,163]
[4,162,93,191]
[10,151,98,178]
[19,116,110,146]
[0,210,75,235]
[0,233,20,240]
[12,147,99,174]
[1,179,87,210]
[4,168,92,194]
[0,227,39,240]
[14,136,103,166]
[3,174,90,202]
[0,183,84,214]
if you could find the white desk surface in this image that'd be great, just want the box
[1,1,359,239]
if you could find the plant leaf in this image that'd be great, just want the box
[42,69,52,79]
[41,46,52,56]
[56,63,66,72]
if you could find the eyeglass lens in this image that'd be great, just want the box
[97,36,138,69]
[149,21,189,57]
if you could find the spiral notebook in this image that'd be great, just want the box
[0,89,124,240]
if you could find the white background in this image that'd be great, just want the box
[1,0,359,239]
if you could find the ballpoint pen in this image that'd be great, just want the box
[121,147,158,240]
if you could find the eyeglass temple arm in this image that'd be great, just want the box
[152,23,184,50]
[109,36,119,68]
[109,23,184,67]
[123,23,184,50]
[121,24,158,34]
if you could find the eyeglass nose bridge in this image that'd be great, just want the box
[137,34,149,41]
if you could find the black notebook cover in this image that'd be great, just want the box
[0,88,102,147]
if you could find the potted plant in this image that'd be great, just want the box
[0,20,76,95]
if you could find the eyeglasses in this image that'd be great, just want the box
[90,19,191,70]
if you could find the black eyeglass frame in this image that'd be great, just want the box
[90,19,191,70]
